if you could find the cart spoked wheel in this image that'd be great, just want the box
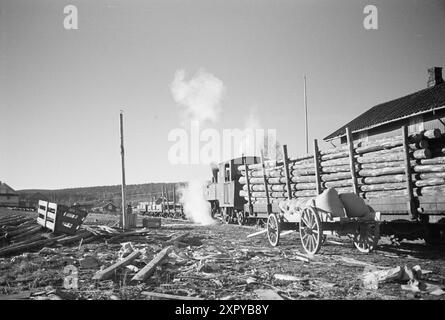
[299,207,323,255]
[267,214,281,247]
[237,211,245,226]
[222,208,231,224]
[210,202,218,219]
[353,222,380,253]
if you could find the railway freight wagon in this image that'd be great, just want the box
[205,126,445,244]
[139,199,184,219]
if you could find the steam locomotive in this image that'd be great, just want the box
[204,156,280,225]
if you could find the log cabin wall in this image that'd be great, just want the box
[336,109,445,145]
[0,194,20,207]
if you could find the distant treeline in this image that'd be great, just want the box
[17,182,187,207]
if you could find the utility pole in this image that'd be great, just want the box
[173,184,176,215]
[120,110,127,230]
[304,75,309,155]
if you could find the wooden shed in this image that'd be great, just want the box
[102,201,118,213]
[0,181,19,207]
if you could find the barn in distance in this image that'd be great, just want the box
[0,181,19,207]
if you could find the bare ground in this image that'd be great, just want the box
[0,208,444,300]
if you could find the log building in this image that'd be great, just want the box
[324,67,445,145]
[102,201,118,213]
[0,181,19,207]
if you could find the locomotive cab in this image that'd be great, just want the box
[205,156,260,223]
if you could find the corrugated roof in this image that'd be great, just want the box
[0,182,18,195]
[324,81,445,141]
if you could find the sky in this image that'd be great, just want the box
[1,0,445,190]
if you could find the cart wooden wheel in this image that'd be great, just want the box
[210,202,218,219]
[299,207,323,255]
[222,208,231,224]
[237,211,245,226]
[353,222,380,253]
[267,214,280,247]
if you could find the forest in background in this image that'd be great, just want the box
[17,182,187,207]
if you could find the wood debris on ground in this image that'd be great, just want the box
[0,210,444,300]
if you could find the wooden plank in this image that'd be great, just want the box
[0,216,29,226]
[0,291,32,300]
[37,200,48,229]
[346,127,359,194]
[402,125,418,219]
[0,236,64,257]
[9,225,42,241]
[313,139,322,194]
[108,228,152,242]
[280,230,294,237]
[260,150,271,214]
[0,214,21,222]
[293,255,310,263]
[165,232,189,245]
[282,145,292,200]
[131,246,173,281]
[246,229,267,238]
[254,289,284,300]
[57,231,93,245]
[5,225,37,238]
[92,250,141,281]
[141,291,203,300]
[9,234,45,246]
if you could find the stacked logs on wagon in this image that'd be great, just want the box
[238,128,445,202]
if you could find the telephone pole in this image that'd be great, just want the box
[304,75,309,155]
[120,110,127,230]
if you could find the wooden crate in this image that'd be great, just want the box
[142,217,162,228]
[37,200,88,234]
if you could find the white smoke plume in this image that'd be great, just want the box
[179,179,215,225]
[171,69,224,225]
[171,69,225,124]
[242,108,262,155]
[238,107,283,161]
[244,107,262,131]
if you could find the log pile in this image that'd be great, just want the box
[238,128,445,204]
[0,214,103,257]
[0,215,41,243]
[0,214,151,257]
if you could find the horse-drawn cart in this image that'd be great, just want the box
[266,199,381,255]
